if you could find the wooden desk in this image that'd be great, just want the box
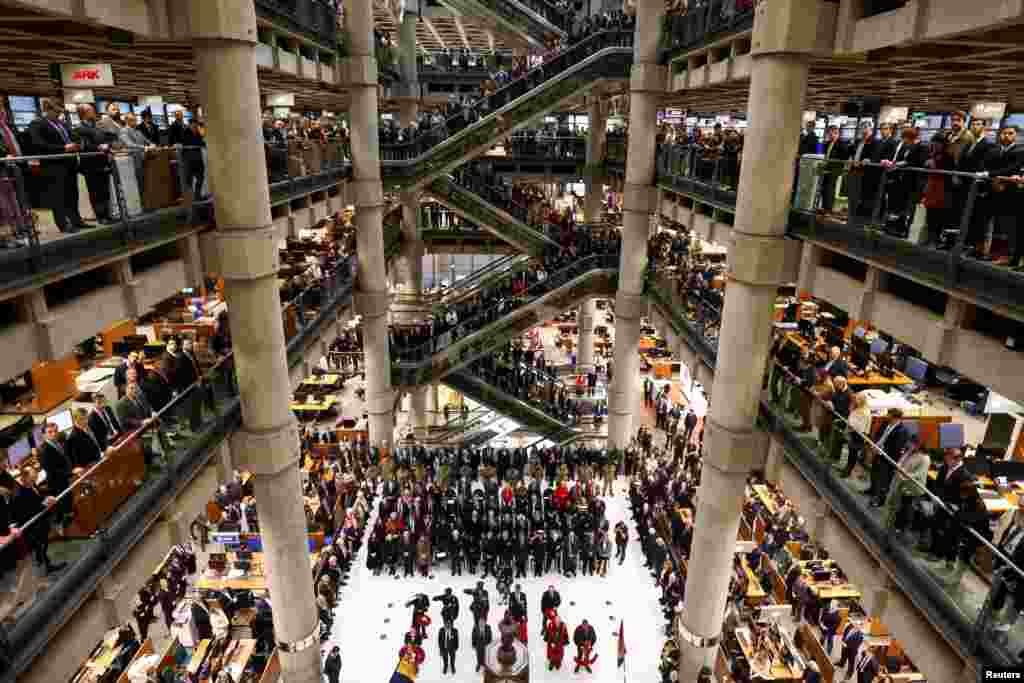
[742,557,767,605]
[783,332,912,387]
[735,626,803,681]
[51,438,146,539]
[300,374,342,389]
[291,395,339,420]
[794,624,835,683]
[196,552,319,591]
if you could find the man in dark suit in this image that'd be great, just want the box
[181,120,206,199]
[471,617,492,672]
[116,381,157,434]
[438,621,459,675]
[835,620,864,680]
[848,124,881,219]
[168,110,187,145]
[88,394,121,449]
[984,126,1024,270]
[798,120,819,156]
[65,408,105,467]
[10,465,63,574]
[819,126,850,212]
[922,447,972,563]
[27,99,84,233]
[880,126,926,225]
[819,346,849,379]
[138,109,160,144]
[75,104,119,224]
[176,338,203,431]
[958,118,998,256]
[855,649,880,683]
[868,409,911,507]
[36,422,75,526]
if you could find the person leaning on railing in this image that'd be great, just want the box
[27,98,85,233]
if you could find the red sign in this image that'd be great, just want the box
[60,63,114,87]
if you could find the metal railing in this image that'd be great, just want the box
[504,134,586,160]
[255,0,339,47]
[0,143,351,295]
[644,257,1024,667]
[661,0,755,56]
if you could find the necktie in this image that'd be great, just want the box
[49,119,70,144]
[102,408,116,433]
[855,142,865,162]
[892,142,903,162]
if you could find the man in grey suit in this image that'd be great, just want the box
[116,382,160,465]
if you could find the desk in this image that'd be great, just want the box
[734,626,804,681]
[291,395,339,421]
[300,374,343,390]
[797,560,862,600]
[741,557,767,605]
[783,333,912,387]
[752,484,781,516]
[196,552,319,591]
[186,639,257,682]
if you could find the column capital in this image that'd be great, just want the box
[187,0,258,43]
[351,179,385,209]
[340,56,379,87]
[622,182,658,215]
[355,290,392,318]
[729,230,802,286]
[209,226,280,281]
[231,423,301,476]
[629,63,668,93]
[751,0,823,57]
[615,291,647,320]
[703,417,769,474]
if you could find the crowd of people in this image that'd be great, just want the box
[802,115,1022,269]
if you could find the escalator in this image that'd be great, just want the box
[442,0,568,48]
[392,251,619,386]
[425,174,558,257]
[430,253,532,305]
[444,369,577,444]
[380,31,633,191]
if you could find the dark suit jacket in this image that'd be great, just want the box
[929,463,972,505]
[799,132,819,156]
[75,122,118,170]
[823,139,851,161]
[88,406,121,449]
[175,351,201,389]
[439,626,459,652]
[822,357,849,378]
[116,395,154,432]
[38,440,74,492]
[873,420,910,463]
[987,143,1024,178]
[471,623,492,650]
[114,360,145,391]
[65,427,103,467]
[27,117,76,171]
[958,138,996,174]
[168,121,187,145]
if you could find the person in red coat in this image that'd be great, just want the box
[544,611,569,670]
[553,483,570,512]
[399,640,425,669]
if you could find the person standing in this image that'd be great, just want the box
[27,99,84,233]
[75,104,119,224]
[540,585,561,633]
[10,466,62,574]
[323,645,342,683]
[614,520,628,565]
[572,619,597,673]
[35,421,74,528]
[181,119,206,200]
[168,110,187,145]
[835,620,864,681]
[137,109,160,144]
[471,617,492,673]
[438,621,459,675]
[867,408,910,507]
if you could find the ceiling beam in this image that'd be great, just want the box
[453,14,471,49]
[422,17,447,49]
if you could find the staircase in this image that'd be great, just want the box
[380,30,633,191]
[441,0,568,48]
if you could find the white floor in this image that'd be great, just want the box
[328,482,665,683]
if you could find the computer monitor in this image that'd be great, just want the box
[905,356,929,382]
[49,409,73,432]
[6,436,32,466]
[869,338,890,355]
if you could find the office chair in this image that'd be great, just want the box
[938,423,965,450]
[869,339,889,356]
[897,356,928,394]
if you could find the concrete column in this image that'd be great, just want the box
[607,0,666,450]
[397,0,420,125]
[399,191,424,295]
[763,435,785,486]
[188,2,320,680]
[20,289,56,362]
[924,297,966,364]
[852,266,883,322]
[411,386,429,434]
[113,259,140,319]
[796,241,822,296]
[577,299,596,370]
[347,0,395,450]
[179,232,205,290]
[678,0,820,677]
[584,99,607,223]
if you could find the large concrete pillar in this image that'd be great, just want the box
[584,99,607,223]
[606,0,665,449]
[399,191,424,295]
[677,0,820,677]
[398,0,420,127]
[577,299,596,370]
[188,1,320,680]
[346,0,395,450]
